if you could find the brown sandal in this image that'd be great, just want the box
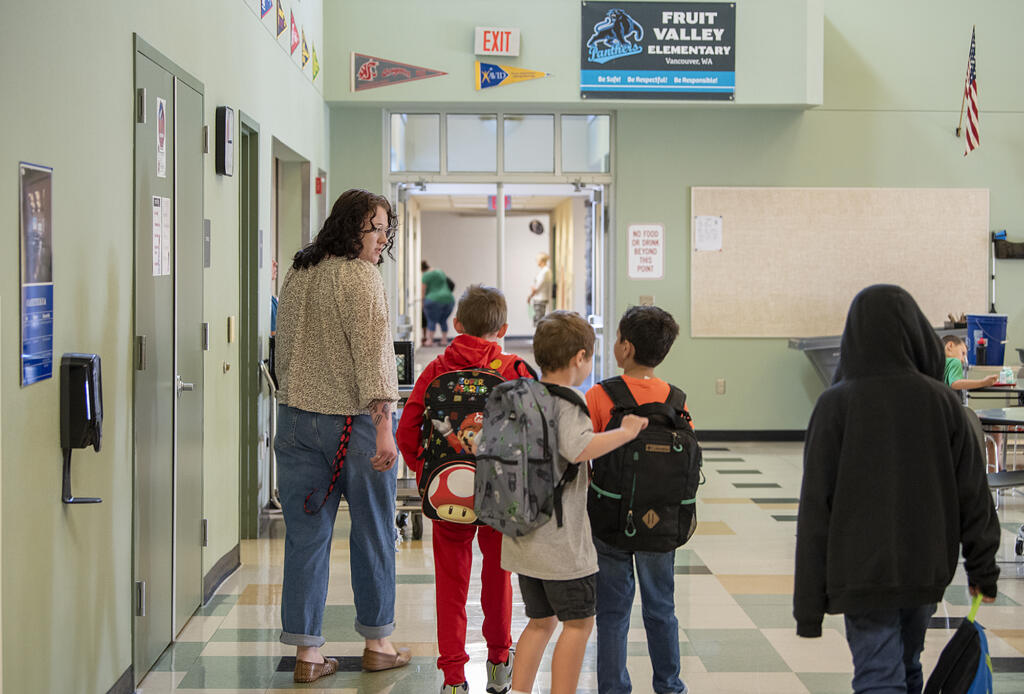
[294,656,339,683]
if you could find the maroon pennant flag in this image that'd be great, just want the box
[290,12,299,55]
[351,53,447,91]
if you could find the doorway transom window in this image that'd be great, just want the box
[389,112,612,177]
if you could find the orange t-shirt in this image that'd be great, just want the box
[584,375,692,433]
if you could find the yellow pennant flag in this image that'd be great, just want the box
[475,61,549,90]
[312,44,320,81]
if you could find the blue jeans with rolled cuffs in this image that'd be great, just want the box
[275,405,398,646]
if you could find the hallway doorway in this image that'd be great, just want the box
[385,111,614,384]
[397,182,608,385]
[238,116,261,540]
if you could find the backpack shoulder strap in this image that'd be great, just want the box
[552,462,579,528]
[512,358,538,380]
[544,383,589,416]
[599,376,638,410]
[665,385,687,413]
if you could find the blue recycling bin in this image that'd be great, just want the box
[966,313,1008,365]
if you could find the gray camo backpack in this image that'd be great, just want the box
[473,379,588,537]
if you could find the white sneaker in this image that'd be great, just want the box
[440,683,468,694]
[486,649,514,694]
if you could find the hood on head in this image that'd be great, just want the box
[833,284,943,383]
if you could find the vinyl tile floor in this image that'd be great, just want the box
[137,442,1024,693]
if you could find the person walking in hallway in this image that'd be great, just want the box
[422,259,456,346]
[795,285,1000,694]
[527,252,552,327]
[274,188,410,683]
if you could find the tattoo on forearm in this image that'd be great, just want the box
[369,399,392,428]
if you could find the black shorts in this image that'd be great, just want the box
[518,573,597,622]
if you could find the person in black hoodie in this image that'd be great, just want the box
[794,284,1000,694]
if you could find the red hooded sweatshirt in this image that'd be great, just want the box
[396,334,535,484]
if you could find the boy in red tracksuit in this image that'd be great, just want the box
[397,284,534,694]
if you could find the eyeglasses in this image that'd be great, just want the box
[361,225,396,241]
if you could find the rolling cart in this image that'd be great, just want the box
[259,359,282,511]
[395,385,424,540]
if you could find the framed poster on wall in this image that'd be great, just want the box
[580,1,736,100]
[19,162,55,386]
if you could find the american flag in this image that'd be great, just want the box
[963,28,979,156]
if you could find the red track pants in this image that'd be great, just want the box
[431,520,513,685]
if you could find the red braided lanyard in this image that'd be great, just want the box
[304,416,354,514]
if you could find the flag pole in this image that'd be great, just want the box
[955,25,975,138]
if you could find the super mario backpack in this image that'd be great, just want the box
[419,369,509,525]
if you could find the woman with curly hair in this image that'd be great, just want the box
[274,188,410,683]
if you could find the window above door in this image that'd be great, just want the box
[388,110,612,178]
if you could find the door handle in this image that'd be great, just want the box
[176,375,195,396]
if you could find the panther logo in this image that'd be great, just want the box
[587,8,645,64]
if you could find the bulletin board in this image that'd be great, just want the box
[690,187,990,337]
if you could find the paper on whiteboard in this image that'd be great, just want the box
[694,215,722,251]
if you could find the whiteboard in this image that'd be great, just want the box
[689,187,990,337]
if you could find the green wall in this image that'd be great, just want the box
[328,107,385,200]
[326,0,1024,430]
[614,1,1024,429]
[0,2,327,691]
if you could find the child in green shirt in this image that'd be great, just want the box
[942,335,997,390]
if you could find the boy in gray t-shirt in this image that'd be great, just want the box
[504,311,647,694]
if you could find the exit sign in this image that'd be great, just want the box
[488,195,511,211]
[474,27,520,56]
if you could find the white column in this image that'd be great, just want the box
[496,182,505,290]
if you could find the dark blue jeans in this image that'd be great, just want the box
[844,603,937,694]
[275,406,398,646]
[423,298,454,333]
[594,537,687,694]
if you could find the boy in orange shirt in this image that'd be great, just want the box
[585,305,690,694]
[397,285,533,694]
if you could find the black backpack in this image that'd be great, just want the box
[588,377,703,552]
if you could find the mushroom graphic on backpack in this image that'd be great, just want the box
[427,463,478,523]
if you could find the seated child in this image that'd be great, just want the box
[585,305,689,694]
[943,335,998,393]
[503,311,648,694]
[396,285,534,694]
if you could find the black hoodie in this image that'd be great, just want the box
[793,285,1000,637]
